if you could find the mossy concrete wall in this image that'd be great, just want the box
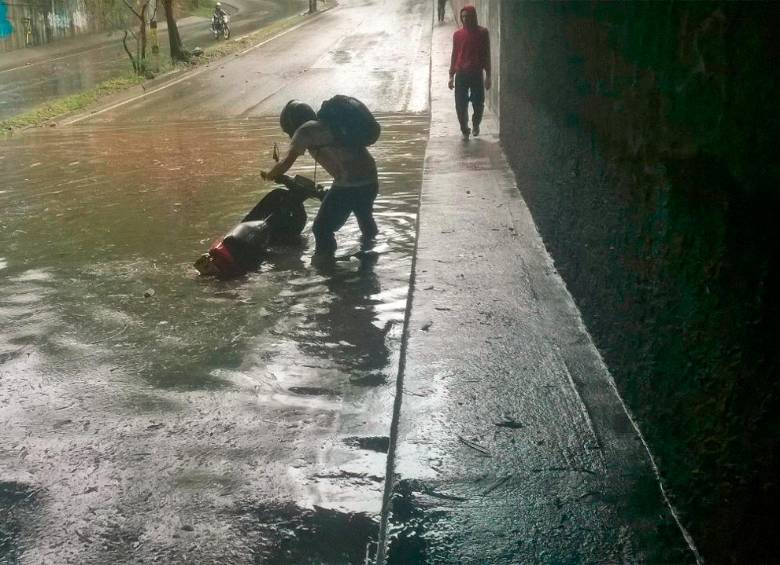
[498,2,779,563]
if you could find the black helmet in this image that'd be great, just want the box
[280,100,316,137]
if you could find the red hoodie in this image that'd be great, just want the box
[449,5,491,76]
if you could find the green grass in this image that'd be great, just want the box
[188,0,219,20]
[1,73,147,132]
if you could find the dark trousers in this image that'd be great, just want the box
[454,71,485,133]
[438,0,447,21]
[312,183,379,255]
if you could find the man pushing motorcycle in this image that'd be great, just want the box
[261,98,381,262]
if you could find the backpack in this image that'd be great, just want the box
[317,95,381,147]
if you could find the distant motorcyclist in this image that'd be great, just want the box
[212,2,227,28]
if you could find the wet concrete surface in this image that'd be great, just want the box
[0,0,307,121]
[0,114,427,562]
[378,17,697,565]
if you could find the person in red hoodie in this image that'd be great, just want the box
[448,5,491,139]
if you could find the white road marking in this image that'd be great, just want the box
[62,9,333,126]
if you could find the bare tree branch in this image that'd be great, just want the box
[122,0,141,19]
[122,30,138,72]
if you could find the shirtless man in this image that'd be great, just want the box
[262,100,379,258]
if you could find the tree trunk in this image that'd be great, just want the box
[139,3,147,61]
[163,0,189,62]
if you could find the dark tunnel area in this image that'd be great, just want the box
[496,2,779,562]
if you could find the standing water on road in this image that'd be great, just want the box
[0,114,427,563]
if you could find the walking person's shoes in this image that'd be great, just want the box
[461,127,471,140]
[472,124,480,136]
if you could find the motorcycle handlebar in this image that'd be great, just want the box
[275,174,326,201]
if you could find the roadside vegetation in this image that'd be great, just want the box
[0,74,147,131]
[189,0,220,20]
[0,10,316,134]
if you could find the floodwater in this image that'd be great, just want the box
[0,114,427,563]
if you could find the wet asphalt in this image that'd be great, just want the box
[0,0,697,563]
[0,0,308,122]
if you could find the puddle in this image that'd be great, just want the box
[343,436,391,453]
[288,386,340,396]
[233,502,379,564]
[0,481,40,563]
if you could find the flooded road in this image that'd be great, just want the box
[0,114,427,562]
[2,0,435,561]
[0,0,307,121]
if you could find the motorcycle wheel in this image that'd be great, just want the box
[223,24,230,40]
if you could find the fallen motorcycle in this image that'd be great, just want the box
[194,174,325,277]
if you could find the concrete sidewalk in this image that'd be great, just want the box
[380,15,699,565]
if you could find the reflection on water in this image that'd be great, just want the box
[0,114,427,561]
[0,116,424,387]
